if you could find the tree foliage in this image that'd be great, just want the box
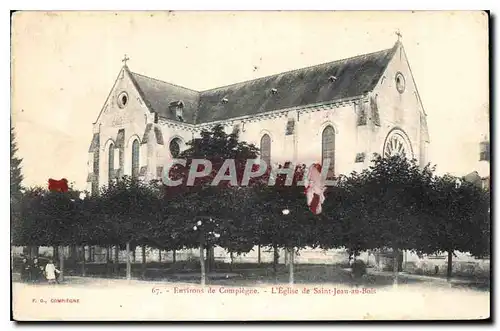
[10,126,24,237]
[418,174,490,258]
[10,126,23,199]
[12,124,490,271]
[361,155,435,252]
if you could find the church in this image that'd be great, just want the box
[86,39,430,263]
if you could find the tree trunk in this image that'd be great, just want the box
[393,248,399,287]
[205,245,211,273]
[284,249,288,266]
[447,250,453,281]
[126,242,131,280]
[158,249,162,262]
[229,251,234,272]
[114,246,119,276]
[70,245,78,263]
[199,242,206,286]
[288,248,294,285]
[141,245,147,279]
[210,246,215,272]
[172,250,176,263]
[132,249,136,263]
[29,246,39,259]
[59,246,64,282]
[206,245,215,273]
[53,246,59,261]
[257,245,261,265]
[273,245,279,274]
[81,246,86,277]
[404,250,407,271]
[105,246,110,276]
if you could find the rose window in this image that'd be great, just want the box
[383,130,412,159]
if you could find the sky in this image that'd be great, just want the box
[11,11,489,191]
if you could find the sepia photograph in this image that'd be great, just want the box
[10,10,490,321]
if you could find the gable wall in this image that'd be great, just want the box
[370,43,427,166]
[92,68,154,186]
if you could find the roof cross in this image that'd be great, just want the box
[122,54,130,66]
[395,30,402,41]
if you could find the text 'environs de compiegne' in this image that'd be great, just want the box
[156,286,377,296]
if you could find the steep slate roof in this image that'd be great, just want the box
[128,42,398,125]
[128,71,200,124]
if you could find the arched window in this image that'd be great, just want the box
[108,143,114,184]
[169,138,181,158]
[322,126,335,177]
[260,134,271,168]
[131,140,140,179]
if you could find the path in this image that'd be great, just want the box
[12,274,490,321]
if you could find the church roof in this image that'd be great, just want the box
[128,42,398,125]
[129,71,200,124]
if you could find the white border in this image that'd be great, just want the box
[3,2,496,329]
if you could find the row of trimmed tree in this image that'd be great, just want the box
[11,125,490,284]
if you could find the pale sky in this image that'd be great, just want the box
[11,11,489,190]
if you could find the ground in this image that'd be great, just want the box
[12,264,490,321]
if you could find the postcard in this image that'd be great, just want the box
[11,10,490,321]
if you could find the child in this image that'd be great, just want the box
[32,258,41,283]
[39,265,45,282]
[45,260,60,284]
[20,257,30,282]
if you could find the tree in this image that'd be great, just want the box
[418,174,491,280]
[12,186,85,280]
[11,187,46,248]
[12,188,82,248]
[318,172,373,255]
[250,163,317,283]
[98,176,163,279]
[11,125,24,260]
[11,126,23,200]
[164,124,261,275]
[361,154,434,285]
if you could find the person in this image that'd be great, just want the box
[45,260,60,284]
[39,265,46,282]
[32,258,41,283]
[20,257,30,282]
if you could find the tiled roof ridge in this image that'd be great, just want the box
[199,47,394,93]
[129,45,394,95]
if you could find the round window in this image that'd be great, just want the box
[395,72,406,94]
[117,92,128,108]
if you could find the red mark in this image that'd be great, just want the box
[48,178,69,192]
[304,163,326,215]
